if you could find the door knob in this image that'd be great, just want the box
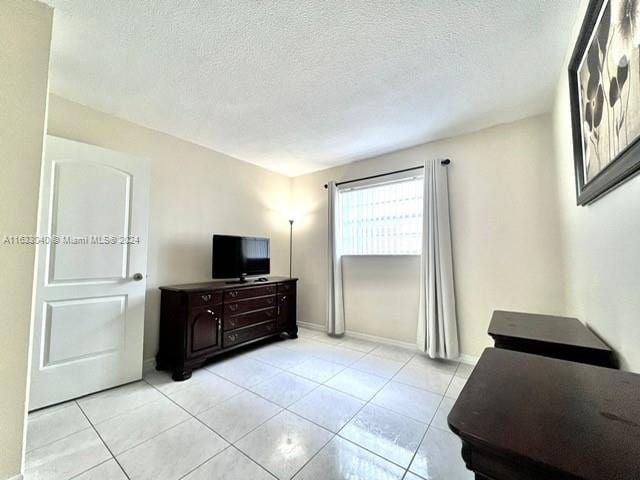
[133,273,144,281]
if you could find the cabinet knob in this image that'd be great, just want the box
[206,309,215,316]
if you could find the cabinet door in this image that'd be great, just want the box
[277,293,295,328]
[187,306,221,357]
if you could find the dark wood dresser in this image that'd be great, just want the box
[157,277,297,380]
[448,348,640,480]
[488,310,615,367]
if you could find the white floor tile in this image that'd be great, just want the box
[338,338,380,353]
[325,368,387,401]
[206,356,282,388]
[94,397,191,454]
[339,404,427,468]
[144,368,213,395]
[307,333,345,346]
[289,386,364,433]
[24,428,111,480]
[26,402,90,452]
[403,472,426,480]
[407,356,459,375]
[372,382,441,423]
[409,427,473,480]
[73,459,127,480]
[288,339,336,358]
[78,381,163,424]
[370,344,416,363]
[445,376,467,399]
[314,345,366,366]
[297,328,322,339]
[351,354,405,379]
[393,364,454,395]
[28,401,75,420]
[250,371,318,407]
[117,418,228,480]
[182,446,276,480]
[235,410,332,480]
[287,357,345,383]
[251,345,309,369]
[292,436,404,480]
[430,396,456,431]
[167,373,243,415]
[455,362,475,379]
[198,390,281,442]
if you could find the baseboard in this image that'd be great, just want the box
[8,474,23,480]
[343,328,417,350]
[297,321,324,332]
[298,321,478,365]
[142,357,156,374]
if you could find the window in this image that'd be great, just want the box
[337,176,423,255]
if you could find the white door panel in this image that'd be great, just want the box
[30,136,149,410]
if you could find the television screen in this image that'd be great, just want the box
[212,235,270,279]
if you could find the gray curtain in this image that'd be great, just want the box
[326,181,345,335]
[417,159,459,358]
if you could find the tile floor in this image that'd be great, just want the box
[24,327,474,480]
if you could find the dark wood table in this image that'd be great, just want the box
[448,348,640,480]
[488,310,615,367]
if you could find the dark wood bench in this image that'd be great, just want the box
[448,348,640,480]
[488,310,615,367]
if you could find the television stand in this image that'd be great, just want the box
[157,277,298,380]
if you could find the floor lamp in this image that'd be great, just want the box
[288,219,294,278]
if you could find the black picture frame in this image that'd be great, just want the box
[568,0,640,205]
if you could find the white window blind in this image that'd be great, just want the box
[337,176,423,255]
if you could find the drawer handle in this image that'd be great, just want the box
[227,334,237,342]
[266,324,274,331]
[201,294,212,302]
[228,319,236,328]
[267,297,274,305]
[229,304,239,312]
[206,309,215,316]
[229,291,239,298]
[281,295,287,302]
[218,318,221,331]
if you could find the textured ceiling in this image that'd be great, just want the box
[47,0,579,176]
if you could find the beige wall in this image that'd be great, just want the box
[552,0,640,372]
[292,115,567,357]
[0,1,53,478]
[47,96,292,362]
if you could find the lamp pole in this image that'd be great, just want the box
[289,219,294,278]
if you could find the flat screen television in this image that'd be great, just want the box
[212,234,270,283]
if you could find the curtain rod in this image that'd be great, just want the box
[323,159,450,189]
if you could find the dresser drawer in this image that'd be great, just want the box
[224,307,276,331]
[224,285,276,301]
[277,282,296,293]
[188,291,222,307]
[224,295,276,316]
[223,321,276,347]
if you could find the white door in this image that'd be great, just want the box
[29,136,150,410]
